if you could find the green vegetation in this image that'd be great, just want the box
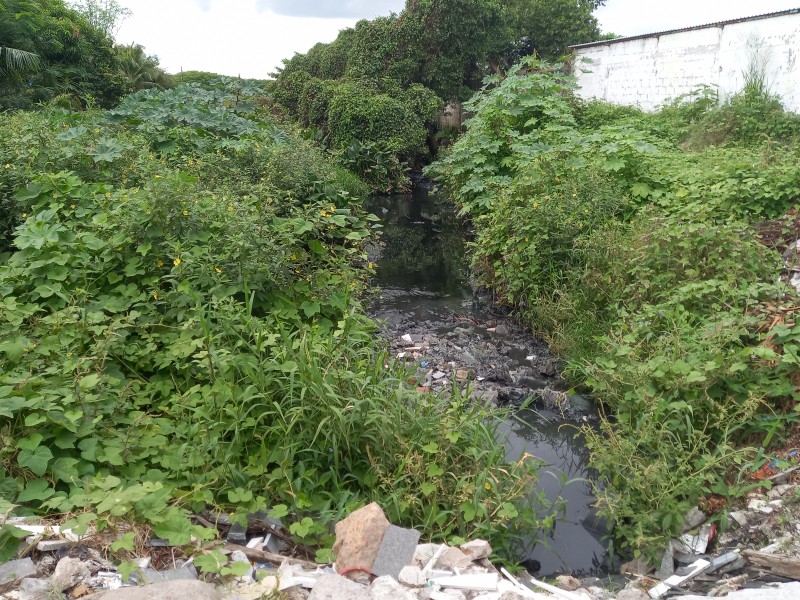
[271,0,607,192]
[0,0,173,111]
[0,79,554,566]
[429,57,800,559]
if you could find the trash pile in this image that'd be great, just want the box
[3,491,800,599]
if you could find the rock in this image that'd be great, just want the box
[655,543,674,580]
[370,576,415,600]
[747,497,767,511]
[430,591,465,600]
[19,577,56,600]
[226,523,247,545]
[680,507,707,533]
[497,594,528,600]
[0,558,37,582]
[494,324,510,336]
[83,580,222,599]
[52,557,90,591]
[459,539,492,561]
[615,590,650,600]
[308,573,371,600]
[231,576,279,600]
[782,240,800,270]
[619,557,652,576]
[768,484,794,499]
[555,575,581,591]
[332,503,390,577]
[371,525,421,578]
[729,511,749,528]
[398,566,426,587]
[455,369,470,382]
[435,547,473,570]
[139,565,197,585]
[412,544,441,567]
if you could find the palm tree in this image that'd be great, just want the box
[0,46,40,76]
[0,0,41,79]
[117,43,173,91]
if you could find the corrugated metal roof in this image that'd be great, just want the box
[569,8,800,50]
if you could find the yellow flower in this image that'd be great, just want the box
[183,210,189,216]
[215,267,222,273]
[152,291,159,300]
[70,204,76,209]
[21,213,27,218]
[173,258,182,266]
[227,205,234,213]
[484,482,492,491]
[3,164,10,169]
[367,262,376,270]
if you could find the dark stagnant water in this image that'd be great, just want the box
[365,186,610,577]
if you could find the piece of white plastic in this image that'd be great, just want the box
[648,558,710,599]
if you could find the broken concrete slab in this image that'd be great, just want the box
[0,558,37,583]
[332,503,390,577]
[370,575,416,600]
[82,580,222,599]
[371,525,421,578]
[307,573,371,600]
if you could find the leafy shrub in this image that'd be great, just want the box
[430,57,800,560]
[328,81,427,158]
[686,88,800,148]
[0,85,557,563]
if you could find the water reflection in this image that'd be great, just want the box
[366,188,609,576]
[498,410,608,576]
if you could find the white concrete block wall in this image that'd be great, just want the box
[573,11,800,112]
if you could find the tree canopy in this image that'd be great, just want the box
[0,0,127,110]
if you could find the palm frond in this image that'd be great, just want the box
[0,46,41,75]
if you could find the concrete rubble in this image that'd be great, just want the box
[2,487,800,600]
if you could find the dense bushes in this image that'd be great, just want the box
[430,59,800,558]
[0,82,554,564]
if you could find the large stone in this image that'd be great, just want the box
[435,548,472,570]
[83,580,222,599]
[0,557,37,583]
[52,556,90,591]
[333,503,390,577]
[370,575,416,600]
[398,565,427,587]
[460,540,492,561]
[308,573,371,600]
[555,575,581,591]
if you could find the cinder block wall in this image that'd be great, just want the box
[573,11,800,112]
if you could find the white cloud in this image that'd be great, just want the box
[116,0,800,80]
[255,0,402,19]
[596,0,799,37]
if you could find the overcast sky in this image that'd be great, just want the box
[114,0,800,78]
